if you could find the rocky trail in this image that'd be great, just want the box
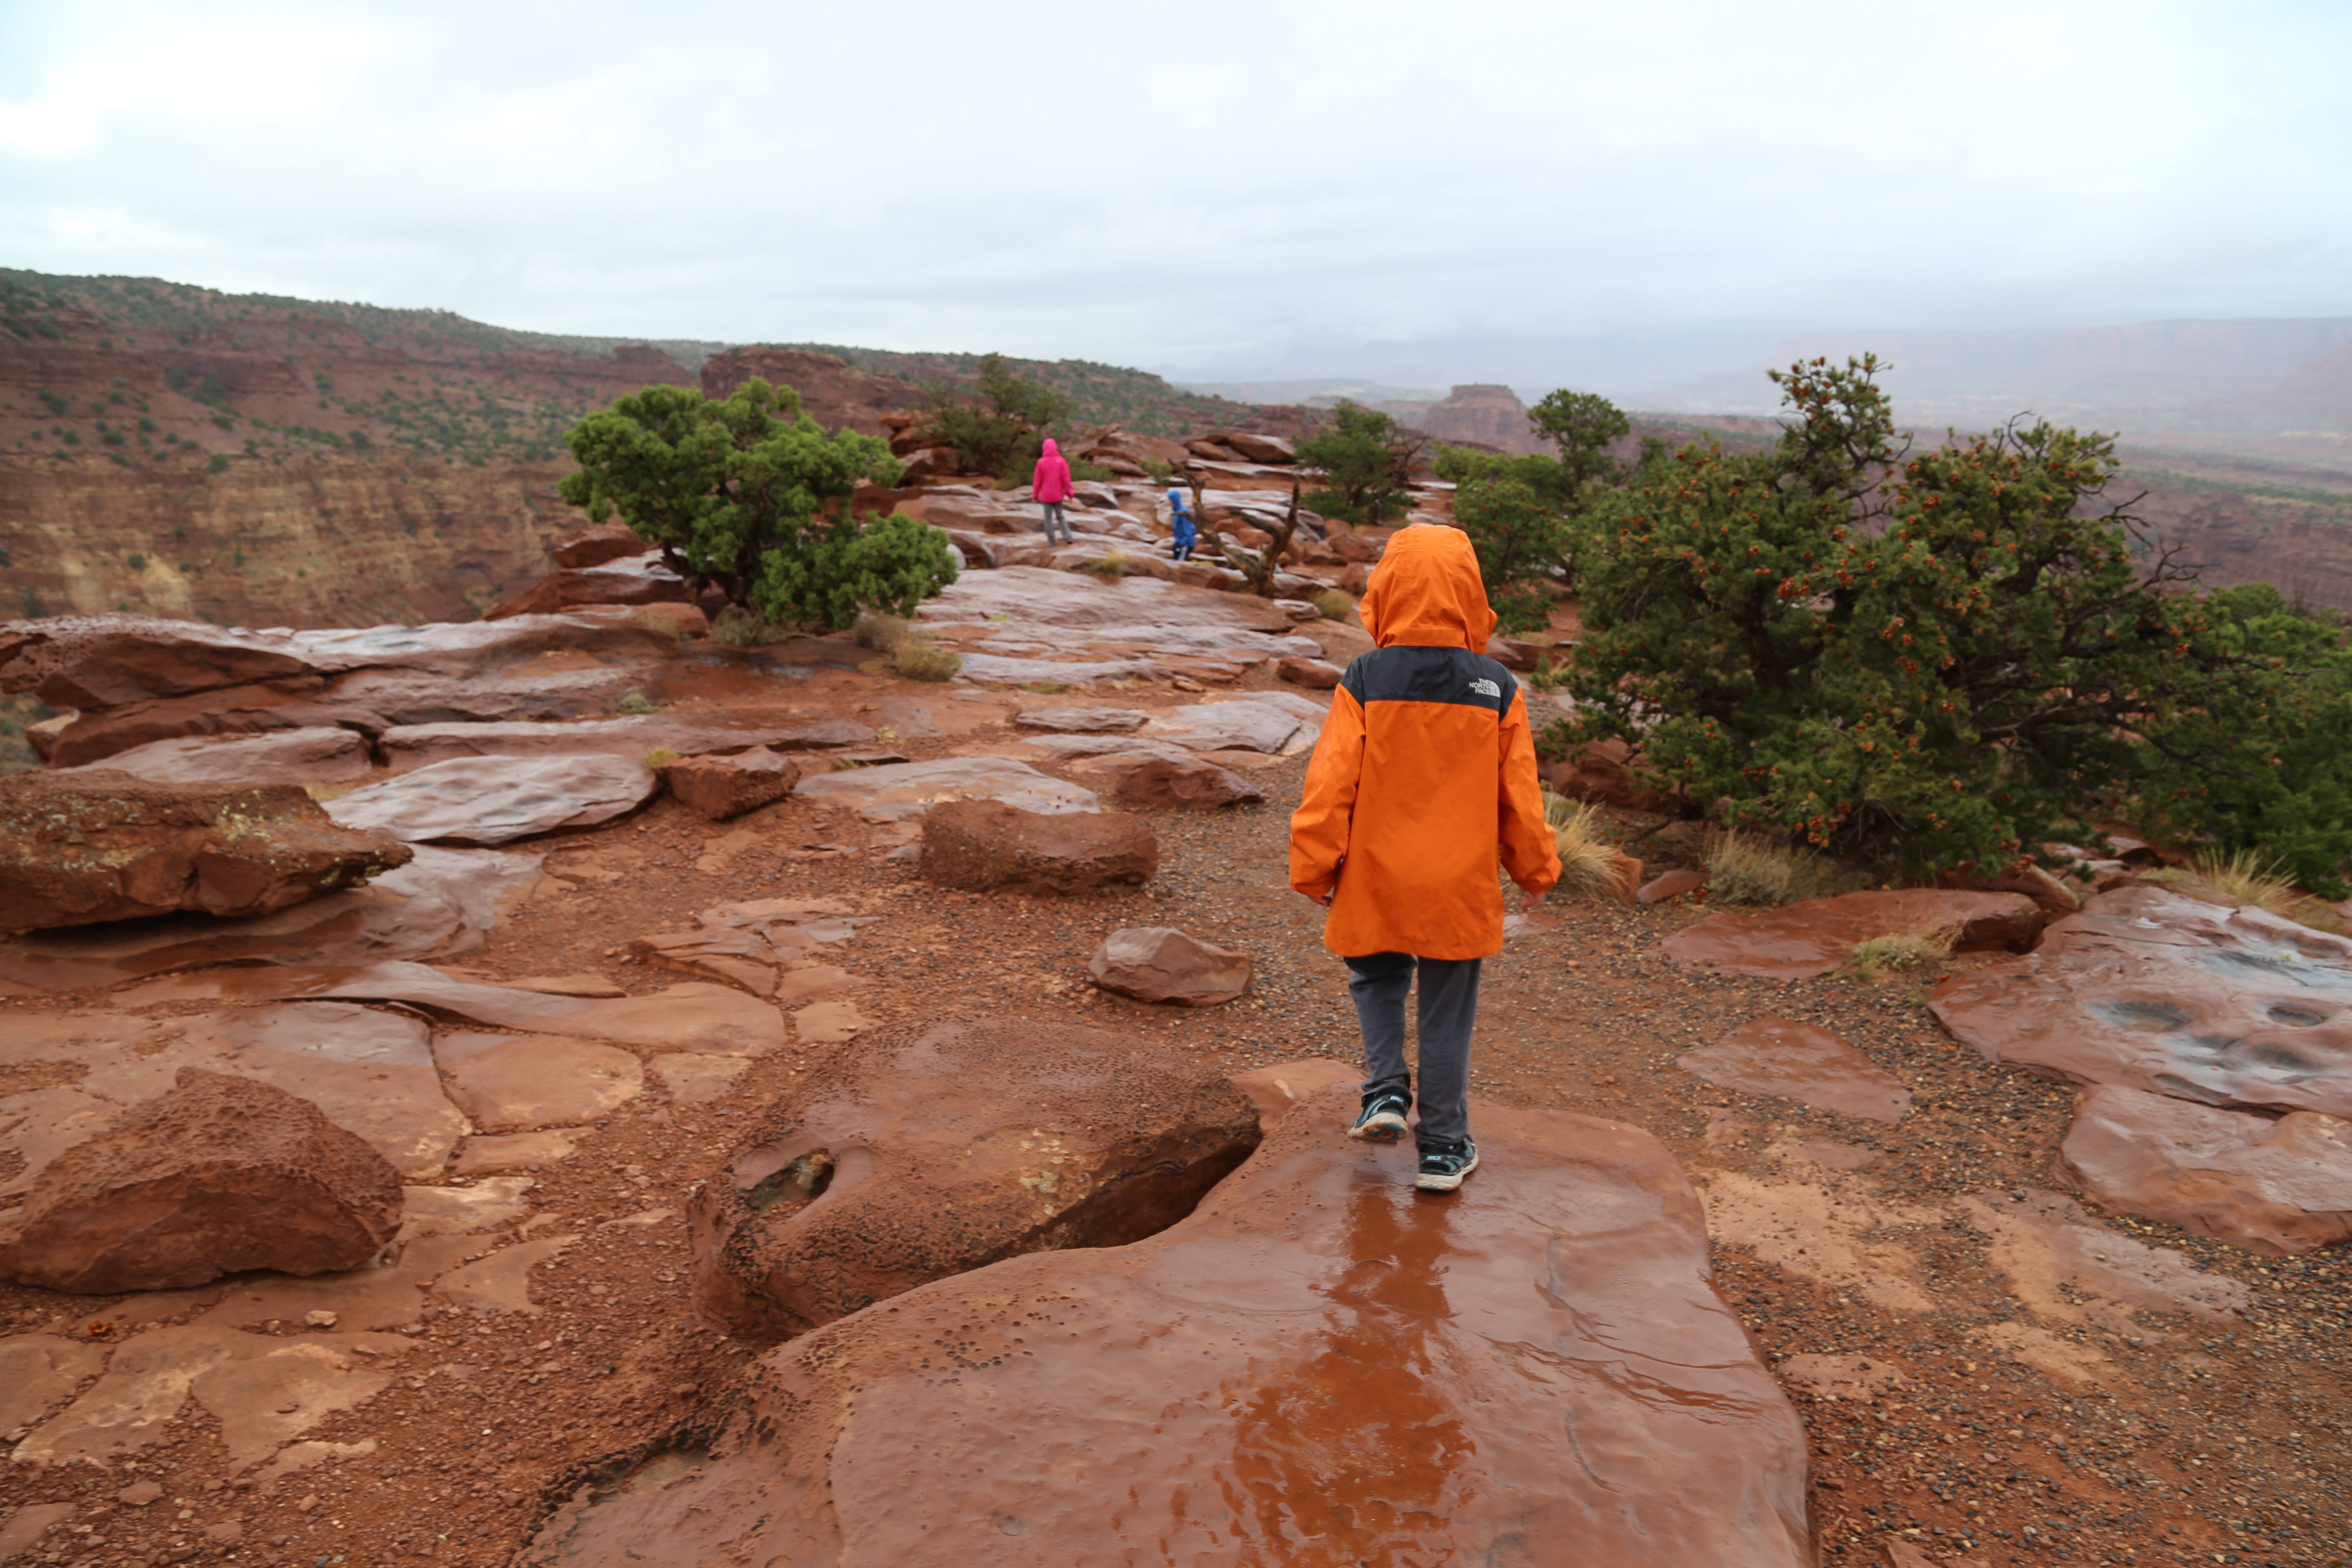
[1,501,2349,1567]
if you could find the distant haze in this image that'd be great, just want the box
[2,0,2346,380]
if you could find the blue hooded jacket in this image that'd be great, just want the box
[1167,487,1196,545]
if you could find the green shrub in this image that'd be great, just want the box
[126,552,146,571]
[1070,457,1116,483]
[919,353,1075,477]
[560,379,952,632]
[1295,402,1422,528]
[206,453,230,474]
[618,692,660,715]
[37,389,66,415]
[1557,355,2352,890]
[1141,458,1175,484]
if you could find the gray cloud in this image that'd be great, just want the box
[2,0,2344,385]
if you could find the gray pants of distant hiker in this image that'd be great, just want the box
[1346,952,1482,1149]
[1039,502,1072,543]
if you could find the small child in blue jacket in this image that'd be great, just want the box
[1167,487,1197,563]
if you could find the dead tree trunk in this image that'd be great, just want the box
[1215,478,1302,598]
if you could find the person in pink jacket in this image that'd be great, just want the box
[1032,437,1075,544]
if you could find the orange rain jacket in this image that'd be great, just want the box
[1288,524,1561,960]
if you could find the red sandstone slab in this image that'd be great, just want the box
[2057,1082,2352,1255]
[1929,884,2352,1118]
[531,1084,1809,1568]
[1657,888,2043,979]
[1678,1017,1913,1124]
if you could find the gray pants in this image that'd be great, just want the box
[1345,952,1482,1149]
[1039,502,1072,543]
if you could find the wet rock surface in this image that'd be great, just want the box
[916,798,1157,893]
[1068,746,1267,808]
[1679,1017,1914,1124]
[0,1068,403,1293]
[539,1085,1810,1568]
[688,1017,1262,1341]
[1088,926,1254,1004]
[1929,883,2352,1117]
[61,727,375,788]
[380,713,868,771]
[793,755,1100,821]
[326,755,658,845]
[0,844,539,990]
[0,770,413,933]
[1659,888,2045,979]
[2057,1082,2352,1255]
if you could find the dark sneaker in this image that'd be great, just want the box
[1415,1139,1479,1192]
[1348,1092,1411,1143]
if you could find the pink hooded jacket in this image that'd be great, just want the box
[1031,438,1075,504]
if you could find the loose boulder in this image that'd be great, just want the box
[1277,655,1343,688]
[533,1086,1811,1568]
[2056,1082,2352,1255]
[1088,926,1253,1005]
[661,747,801,821]
[1659,888,2044,980]
[689,1017,1263,1340]
[918,799,1158,893]
[0,771,413,934]
[0,1068,404,1293]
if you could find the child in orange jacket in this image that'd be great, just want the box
[1287,524,1561,1191]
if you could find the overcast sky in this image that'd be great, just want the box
[2,0,2345,384]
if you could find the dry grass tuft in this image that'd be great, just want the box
[1544,790,1625,900]
[709,606,790,647]
[852,613,910,652]
[889,637,963,683]
[1838,928,1956,983]
[2151,850,2351,934]
[1070,553,1129,579]
[1310,589,1358,623]
[1704,830,1842,906]
[642,747,681,772]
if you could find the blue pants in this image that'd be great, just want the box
[1344,952,1482,1149]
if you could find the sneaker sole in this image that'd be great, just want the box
[1415,1148,1480,1192]
[1348,1111,1409,1143]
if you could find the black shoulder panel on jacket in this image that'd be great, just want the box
[1340,646,1518,717]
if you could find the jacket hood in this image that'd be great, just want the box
[1360,524,1496,651]
[1041,438,1060,457]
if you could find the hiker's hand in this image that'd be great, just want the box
[1520,889,1548,913]
[1309,888,1335,907]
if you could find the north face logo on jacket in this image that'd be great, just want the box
[1467,678,1501,698]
